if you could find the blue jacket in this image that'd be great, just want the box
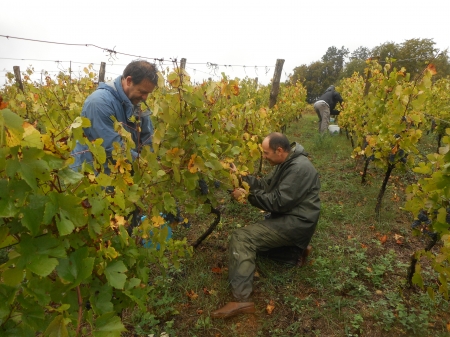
[71,76,153,172]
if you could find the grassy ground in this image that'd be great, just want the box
[126,113,450,337]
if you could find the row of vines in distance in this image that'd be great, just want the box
[338,59,450,300]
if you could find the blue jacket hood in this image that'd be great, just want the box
[99,76,134,120]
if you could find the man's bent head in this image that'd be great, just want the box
[261,132,291,166]
[122,60,158,105]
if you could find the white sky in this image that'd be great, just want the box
[1,0,449,86]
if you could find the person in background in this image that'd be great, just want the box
[313,85,343,133]
[211,132,321,319]
[70,60,158,173]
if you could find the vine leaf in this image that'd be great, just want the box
[0,109,23,146]
[56,247,94,287]
[93,312,127,337]
[104,261,128,290]
[28,255,59,277]
[44,315,70,337]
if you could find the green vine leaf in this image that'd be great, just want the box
[56,247,94,287]
[104,261,128,290]
[92,312,127,337]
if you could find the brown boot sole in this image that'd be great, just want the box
[211,303,255,319]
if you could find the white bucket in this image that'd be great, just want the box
[328,125,340,134]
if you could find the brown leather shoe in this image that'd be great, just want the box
[211,302,255,319]
[297,245,312,267]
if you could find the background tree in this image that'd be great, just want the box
[290,46,348,102]
[322,46,349,79]
[370,41,400,60]
[289,39,450,103]
[341,46,371,79]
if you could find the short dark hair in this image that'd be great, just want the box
[123,60,158,86]
[267,132,290,152]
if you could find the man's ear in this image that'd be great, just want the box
[124,76,133,86]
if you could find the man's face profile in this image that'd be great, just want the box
[262,138,282,166]
[123,76,155,105]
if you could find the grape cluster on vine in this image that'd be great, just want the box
[411,210,437,239]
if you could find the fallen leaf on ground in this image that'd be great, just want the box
[197,309,203,315]
[203,287,216,295]
[394,234,403,244]
[266,300,275,314]
[361,243,368,249]
[211,267,222,274]
[380,235,387,244]
[186,290,198,300]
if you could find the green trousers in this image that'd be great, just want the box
[228,223,298,300]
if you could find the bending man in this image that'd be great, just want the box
[211,132,321,319]
[314,85,343,133]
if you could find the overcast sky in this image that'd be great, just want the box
[1,0,449,86]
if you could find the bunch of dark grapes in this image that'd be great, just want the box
[411,210,436,239]
[198,179,209,195]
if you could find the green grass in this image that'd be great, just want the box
[125,114,450,337]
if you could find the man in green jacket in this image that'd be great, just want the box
[211,132,321,319]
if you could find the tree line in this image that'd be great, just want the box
[289,38,450,103]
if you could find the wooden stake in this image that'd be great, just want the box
[99,62,106,83]
[13,66,24,92]
[180,58,186,70]
[179,58,186,84]
[269,59,285,109]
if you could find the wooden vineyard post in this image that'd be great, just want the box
[99,62,106,83]
[180,58,186,84]
[180,58,186,70]
[13,66,24,92]
[269,59,285,109]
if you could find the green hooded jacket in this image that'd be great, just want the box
[243,143,321,248]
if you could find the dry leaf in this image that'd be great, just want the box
[427,63,437,75]
[394,234,403,244]
[186,290,198,300]
[211,267,222,274]
[361,243,368,249]
[203,287,211,295]
[380,235,387,244]
[447,321,450,332]
[197,309,203,315]
[266,300,275,315]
